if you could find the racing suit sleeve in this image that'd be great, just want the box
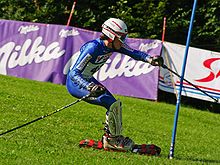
[68,42,96,89]
[118,43,152,62]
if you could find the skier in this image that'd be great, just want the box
[66,18,163,151]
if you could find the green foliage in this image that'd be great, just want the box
[0,0,70,24]
[193,0,220,50]
[0,0,220,51]
[0,74,220,164]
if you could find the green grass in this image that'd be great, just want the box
[0,74,220,164]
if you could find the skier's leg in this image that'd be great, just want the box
[102,100,134,151]
[67,76,134,151]
[66,75,115,109]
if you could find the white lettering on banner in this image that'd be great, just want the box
[94,54,154,81]
[0,36,65,75]
[63,52,155,81]
[139,40,160,52]
[63,51,80,74]
[59,29,80,38]
[18,25,39,34]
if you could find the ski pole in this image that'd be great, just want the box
[0,94,90,136]
[162,64,219,103]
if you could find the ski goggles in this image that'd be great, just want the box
[118,34,128,43]
[114,31,128,43]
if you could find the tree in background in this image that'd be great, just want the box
[0,0,70,24]
[193,0,220,50]
[0,0,219,51]
[164,0,220,51]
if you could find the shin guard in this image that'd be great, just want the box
[105,99,122,136]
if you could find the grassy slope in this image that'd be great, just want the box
[0,75,219,164]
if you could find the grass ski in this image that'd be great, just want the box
[79,139,161,156]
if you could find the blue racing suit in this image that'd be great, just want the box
[66,38,151,110]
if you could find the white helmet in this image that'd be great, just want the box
[102,18,128,43]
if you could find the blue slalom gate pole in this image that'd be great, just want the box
[168,0,198,159]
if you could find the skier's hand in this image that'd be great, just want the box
[148,56,164,66]
[87,83,106,97]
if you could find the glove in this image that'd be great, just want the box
[148,56,164,66]
[87,83,106,97]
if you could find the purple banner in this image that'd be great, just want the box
[0,20,162,100]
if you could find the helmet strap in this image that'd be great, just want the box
[111,40,117,50]
[107,38,113,43]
